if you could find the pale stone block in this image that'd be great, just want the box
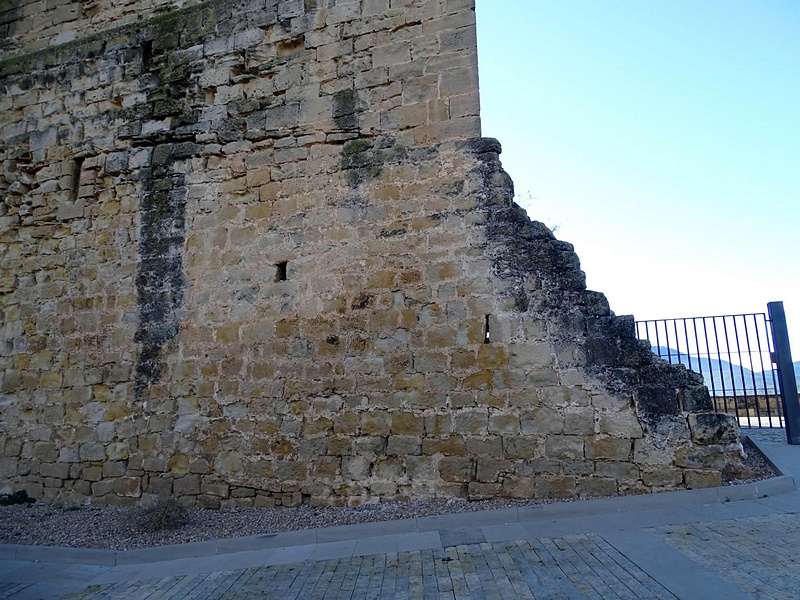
[502,474,535,499]
[683,468,722,489]
[342,455,371,480]
[585,436,631,461]
[488,413,520,435]
[453,410,487,435]
[577,476,618,498]
[372,41,411,67]
[544,436,584,460]
[438,456,473,482]
[597,411,643,438]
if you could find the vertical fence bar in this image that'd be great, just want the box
[637,308,789,430]
[767,302,800,444]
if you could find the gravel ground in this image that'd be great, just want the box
[0,439,778,551]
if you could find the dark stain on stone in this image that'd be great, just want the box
[133,49,200,397]
[333,89,363,132]
[134,144,187,397]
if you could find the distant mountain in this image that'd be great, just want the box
[651,347,800,394]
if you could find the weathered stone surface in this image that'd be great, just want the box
[688,413,740,445]
[0,0,739,508]
[683,468,723,489]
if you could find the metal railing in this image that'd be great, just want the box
[635,302,800,443]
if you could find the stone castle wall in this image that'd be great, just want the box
[0,0,739,507]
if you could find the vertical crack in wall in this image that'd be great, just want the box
[134,143,186,397]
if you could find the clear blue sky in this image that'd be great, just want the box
[476,1,800,356]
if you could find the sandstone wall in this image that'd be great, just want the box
[0,0,739,507]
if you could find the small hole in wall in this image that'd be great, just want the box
[276,261,288,282]
[484,315,491,343]
[70,157,84,202]
[142,40,153,71]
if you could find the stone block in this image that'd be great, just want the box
[313,457,341,479]
[372,41,411,67]
[534,476,577,500]
[57,199,84,220]
[328,436,353,456]
[149,477,174,495]
[387,436,421,456]
[502,475,535,499]
[201,482,230,498]
[476,458,510,483]
[503,437,539,460]
[361,410,391,436]
[453,410,488,435]
[674,445,727,471]
[38,461,68,479]
[106,443,129,461]
[438,457,474,482]
[391,411,424,436]
[374,457,404,479]
[198,495,221,509]
[688,413,739,445]
[264,103,300,130]
[354,436,387,457]
[585,437,631,461]
[172,475,200,496]
[521,407,563,435]
[0,458,17,478]
[104,152,128,174]
[342,456,371,480]
[679,386,713,412]
[468,481,502,500]
[102,461,128,477]
[597,411,643,438]
[633,439,675,466]
[577,476,618,498]
[640,466,683,488]
[594,461,640,481]
[544,436,584,460]
[684,469,722,489]
[423,436,467,456]
[406,456,436,480]
[275,460,308,480]
[33,443,57,462]
[113,477,141,498]
[464,436,503,456]
[92,480,115,496]
[488,413,520,435]
[564,408,595,435]
[333,412,359,434]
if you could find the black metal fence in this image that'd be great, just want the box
[635,302,799,440]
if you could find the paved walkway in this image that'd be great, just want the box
[1,428,798,599]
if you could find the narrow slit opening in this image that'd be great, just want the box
[276,261,288,282]
[484,315,491,344]
[142,40,153,71]
[70,157,84,202]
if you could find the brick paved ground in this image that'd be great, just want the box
[655,513,800,600]
[65,537,677,600]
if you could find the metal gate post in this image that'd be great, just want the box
[768,302,800,444]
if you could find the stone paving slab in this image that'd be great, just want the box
[654,513,800,600]
[64,537,680,600]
